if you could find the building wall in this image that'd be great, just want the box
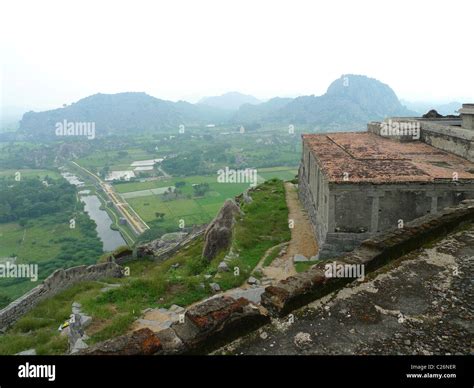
[299,144,329,246]
[462,114,474,130]
[300,141,474,259]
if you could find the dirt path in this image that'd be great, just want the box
[128,182,320,333]
[260,182,318,282]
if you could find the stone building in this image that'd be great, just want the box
[299,104,474,258]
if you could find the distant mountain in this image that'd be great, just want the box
[233,74,417,128]
[199,92,261,111]
[19,92,231,138]
[232,97,293,124]
[18,75,420,138]
[400,100,462,116]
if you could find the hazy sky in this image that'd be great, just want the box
[1,0,473,113]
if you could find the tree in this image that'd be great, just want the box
[193,183,210,197]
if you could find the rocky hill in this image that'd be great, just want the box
[18,92,231,138]
[18,75,416,137]
[232,74,416,128]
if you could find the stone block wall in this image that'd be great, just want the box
[298,164,328,246]
[0,262,123,332]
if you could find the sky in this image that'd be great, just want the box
[1,0,473,114]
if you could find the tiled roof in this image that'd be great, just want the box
[302,132,474,183]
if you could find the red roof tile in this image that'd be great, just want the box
[302,132,474,183]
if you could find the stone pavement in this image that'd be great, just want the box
[215,225,473,355]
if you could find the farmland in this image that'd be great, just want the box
[116,167,296,230]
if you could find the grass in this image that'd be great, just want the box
[0,282,104,355]
[0,216,83,264]
[295,261,321,273]
[125,176,250,229]
[120,169,297,231]
[262,244,283,267]
[0,179,290,354]
[0,212,101,301]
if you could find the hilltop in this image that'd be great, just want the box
[233,74,416,128]
[18,75,416,137]
[199,92,261,111]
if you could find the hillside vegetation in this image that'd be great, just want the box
[0,179,290,355]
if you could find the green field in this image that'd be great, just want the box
[76,148,160,172]
[126,179,250,229]
[120,167,297,230]
[0,211,104,300]
[0,218,82,264]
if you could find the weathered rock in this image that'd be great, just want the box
[15,349,37,355]
[71,338,89,354]
[169,304,185,314]
[78,328,162,355]
[136,232,188,258]
[79,314,92,328]
[171,296,269,353]
[68,314,84,348]
[226,287,266,304]
[242,189,253,204]
[217,261,230,272]
[155,328,186,354]
[202,199,241,261]
[209,283,221,293]
[247,276,259,285]
[294,332,312,349]
[293,254,309,263]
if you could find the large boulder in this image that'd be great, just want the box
[202,199,241,261]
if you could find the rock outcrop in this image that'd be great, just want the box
[135,228,206,262]
[202,199,241,261]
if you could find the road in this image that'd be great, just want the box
[70,161,149,236]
